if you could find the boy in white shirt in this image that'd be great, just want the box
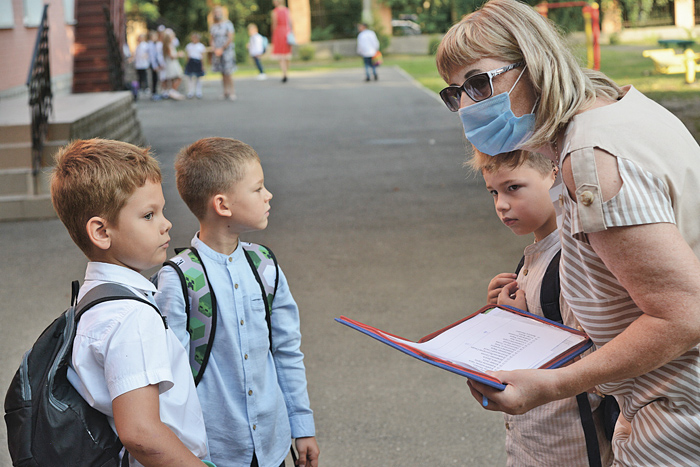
[356,23,379,81]
[133,33,151,97]
[51,138,210,467]
[247,24,267,80]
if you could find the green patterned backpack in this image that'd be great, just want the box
[158,242,278,386]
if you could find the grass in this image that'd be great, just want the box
[220,43,700,102]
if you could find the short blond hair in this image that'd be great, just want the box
[468,149,554,178]
[436,0,621,149]
[50,139,162,256]
[175,137,260,220]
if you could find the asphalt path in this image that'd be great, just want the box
[0,65,531,466]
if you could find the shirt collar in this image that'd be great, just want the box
[524,229,559,256]
[191,232,242,265]
[84,262,158,294]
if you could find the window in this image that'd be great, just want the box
[23,0,43,27]
[0,0,14,29]
[63,0,74,24]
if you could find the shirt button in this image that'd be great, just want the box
[523,269,528,276]
[244,354,248,360]
[235,283,239,289]
[240,319,244,325]
[248,389,253,396]
[253,425,257,430]
[580,190,594,206]
[505,422,510,430]
[228,257,233,262]
[558,194,564,207]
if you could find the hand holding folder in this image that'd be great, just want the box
[336,305,592,390]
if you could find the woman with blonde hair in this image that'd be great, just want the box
[436,0,700,465]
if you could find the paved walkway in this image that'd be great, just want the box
[0,66,531,466]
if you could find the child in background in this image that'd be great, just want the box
[247,24,267,80]
[356,23,379,82]
[184,32,207,98]
[51,139,209,466]
[133,33,151,97]
[147,30,164,100]
[162,29,185,100]
[155,138,320,467]
[473,149,613,467]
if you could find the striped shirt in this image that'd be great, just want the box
[559,86,700,466]
[504,231,612,467]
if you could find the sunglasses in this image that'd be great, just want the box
[439,62,524,112]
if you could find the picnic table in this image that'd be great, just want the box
[658,39,696,50]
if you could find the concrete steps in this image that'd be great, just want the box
[0,91,145,221]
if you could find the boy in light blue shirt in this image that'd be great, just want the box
[155,137,319,467]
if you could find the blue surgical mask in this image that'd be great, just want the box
[458,67,536,156]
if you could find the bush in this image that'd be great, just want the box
[235,31,249,64]
[428,35,441,55]
[298,45,315,61]
[333,52,344,61]
[311,25,335,41]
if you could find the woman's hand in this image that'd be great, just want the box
[467,367,564,415]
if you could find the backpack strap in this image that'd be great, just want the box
[515,254,604,467]
[514,251,562,323]
[242,242,279,348]
[162,247,217,386]
[540,250,562,324]
[575,393,603,467]
[76,282,167,329]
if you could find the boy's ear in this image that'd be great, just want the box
[549,166,559,188]
[212,194,233,218]
[86,216,111,251]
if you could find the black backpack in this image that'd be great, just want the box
[515,251,619,467]
[4,281,166,467]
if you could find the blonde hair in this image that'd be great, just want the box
[163,31,175,59]
[436,0,621,148]
[468,149,554,177]
[50,139,162,256]
[175,137,260,220]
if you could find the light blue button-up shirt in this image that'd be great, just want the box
[155,235,315,467]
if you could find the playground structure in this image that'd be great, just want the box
[642,41,700,84]
[536,1,601,70]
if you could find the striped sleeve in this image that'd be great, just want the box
[569,154,675,238]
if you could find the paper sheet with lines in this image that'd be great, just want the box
[375,307,586,373]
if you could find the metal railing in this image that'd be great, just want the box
[103,5,125,91]
[26,4,52,188]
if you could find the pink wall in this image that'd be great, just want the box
[0,0,74,93]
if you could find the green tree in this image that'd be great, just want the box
[617,0,670,24]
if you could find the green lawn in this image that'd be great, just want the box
[228,44,700,101]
